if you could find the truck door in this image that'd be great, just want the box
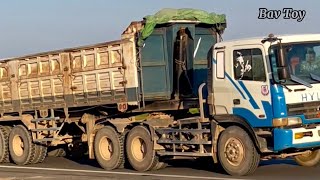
[212,44,272,127]
[230,45,272,127]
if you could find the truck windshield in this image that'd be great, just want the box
[269,42,320,85]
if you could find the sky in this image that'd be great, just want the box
[0,0,319,58]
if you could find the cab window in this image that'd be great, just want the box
[233,48,266,81]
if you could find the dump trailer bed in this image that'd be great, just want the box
[0,39,138,114]
[0,8,253,177]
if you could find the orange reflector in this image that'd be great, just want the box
[295,133,304,139]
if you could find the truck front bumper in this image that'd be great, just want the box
[274,125,320,151]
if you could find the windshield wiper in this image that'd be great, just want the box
[291,74,313,88]
[310,73,320,83]
[281,84,293,92]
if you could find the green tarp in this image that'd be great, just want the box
[137,8,226,46]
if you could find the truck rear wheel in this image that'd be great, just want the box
[217,126,260,176]
[31,144,47,164]
[126,126,157,171]
[9,125,35,165]
[0,126,12,163]
[152,160,168,170]
[48,147,67,157]
[151,155,168,170]
[94,127,124,170]
[294,149,320,167]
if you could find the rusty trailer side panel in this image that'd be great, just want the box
[0,39,138,114]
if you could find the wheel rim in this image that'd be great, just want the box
[131,136,146,162]
[224,137,245,166]
[12,135,24,157]
[99,136,113,161]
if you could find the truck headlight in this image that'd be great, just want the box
[272,117,302,127]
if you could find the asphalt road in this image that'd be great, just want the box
[0,156,318,180]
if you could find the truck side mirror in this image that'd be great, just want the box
[276,44,287,67]
[278,67,291,80]
[276,41,290,81]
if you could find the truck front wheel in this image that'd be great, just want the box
[217,126,260,176]
[294,149,320,167]
[94,127,124,170]
[126,126,157,171]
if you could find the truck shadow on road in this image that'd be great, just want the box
[259,159,298,166]
[64,155,299,175]
[65,154,102,168]
[164,158,298,173]
[158,158,301,176]
[165,158,225,173]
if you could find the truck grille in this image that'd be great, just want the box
[287,101,320,119]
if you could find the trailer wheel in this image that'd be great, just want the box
[294,149,320,167]
[217,126,260,176]
[94,127,124,170]
[152,160,168,170]
[9,125,35,165]
[151,155,168,170]
[0,126,12,163]
[126,126,157,171]
[30,144,47,164]
[48,147,67,157]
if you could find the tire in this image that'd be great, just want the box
[126,126,157,172]
[0,126,12,163]
[30,144,47,164]
[294,149,320,167]
[151,155,168,170]
[152,161,168,170]
[9,125,35,165]
[94,127,124,170]
[48,147,67,157]
[217,126,260,176]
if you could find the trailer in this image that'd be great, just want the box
[0,8,226,171]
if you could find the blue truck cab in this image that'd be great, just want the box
[210,33,320,166]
